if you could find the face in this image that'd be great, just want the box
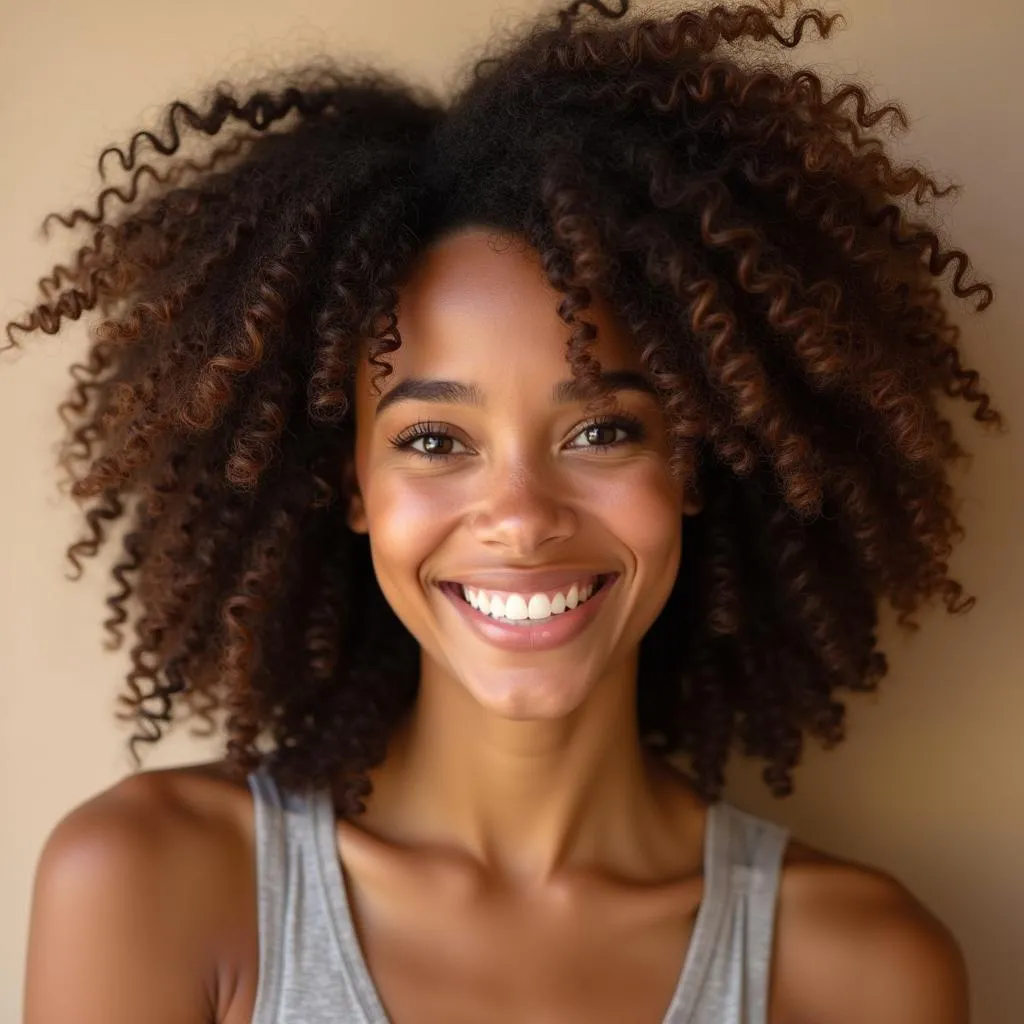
[345,226,695,721]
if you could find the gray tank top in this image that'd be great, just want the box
[247,764,789,1024]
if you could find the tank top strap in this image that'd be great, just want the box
[726,802,789,953]
[249,762,392,1023]
[248,762,300,1023]
[688,801,789,1024]
[249,763,374,1023]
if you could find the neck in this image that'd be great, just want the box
[350,649,694,888]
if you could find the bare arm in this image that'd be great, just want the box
[23,773,241,1024]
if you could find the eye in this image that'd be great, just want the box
[409,433,468,458]
[566,414,647,451]
[387,421,469,461]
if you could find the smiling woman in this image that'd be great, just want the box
[7,1,996,1023]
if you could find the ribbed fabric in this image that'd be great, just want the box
[247,764,789,1024]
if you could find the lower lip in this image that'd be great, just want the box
[437,575,619,653]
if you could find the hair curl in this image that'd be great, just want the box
[4,0,1001,814]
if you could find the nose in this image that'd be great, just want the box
[468,460,578,556]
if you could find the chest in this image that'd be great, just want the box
[342,866,704,1024]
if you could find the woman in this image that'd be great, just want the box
[12,1,997,1021]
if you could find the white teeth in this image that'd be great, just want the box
[458,578,602,624]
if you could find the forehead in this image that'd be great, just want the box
[357,226,642,398]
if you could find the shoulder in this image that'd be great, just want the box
[772,838,969,1024]
[25,761,257,1023]
[34,760,254,899]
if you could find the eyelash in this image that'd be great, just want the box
[387,413,648,462]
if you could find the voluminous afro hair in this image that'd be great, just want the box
[4,0,1000,814]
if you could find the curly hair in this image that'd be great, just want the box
[3,0,1000,816]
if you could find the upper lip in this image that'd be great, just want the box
[437,569,618,592]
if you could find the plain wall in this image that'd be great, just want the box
[1,1,1021,1021]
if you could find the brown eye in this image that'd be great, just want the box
[581,423,620,447]
[387,421,470,461]
[566,415,646,451]
[416,434,459,456]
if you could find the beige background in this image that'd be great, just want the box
[1,0,1021,1021]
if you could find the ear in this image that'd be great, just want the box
[341,448,368,535]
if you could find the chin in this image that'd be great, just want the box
[463,669,595,720]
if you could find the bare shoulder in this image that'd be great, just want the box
[35,760,254,899]
[48,758,249,837]
[25,761,257,1024]
[772,838,970,1024]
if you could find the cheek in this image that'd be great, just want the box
[594,466,684,625]
[627,511,682,599]
[597,463,684,557]
[364,476,458,580]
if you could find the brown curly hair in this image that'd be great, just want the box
[3,0,1000,816]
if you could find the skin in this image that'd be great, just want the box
[23,227,970,1023]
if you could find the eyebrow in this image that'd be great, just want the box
[374,370,658,419]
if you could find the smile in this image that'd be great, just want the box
[451,574,609,624]
[436,574,619,652]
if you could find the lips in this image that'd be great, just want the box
[435,572,620,653]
